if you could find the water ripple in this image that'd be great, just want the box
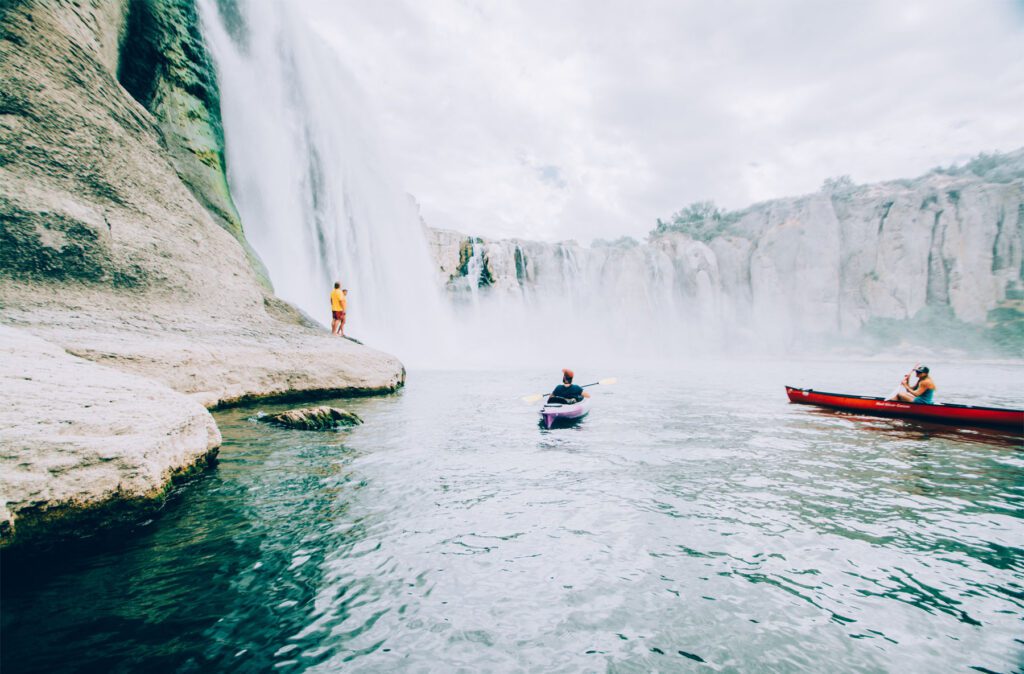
[3,363,1022,672]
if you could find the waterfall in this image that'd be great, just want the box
[431,236,731,365]
[198,0,452,364]
[199,1,1023,366]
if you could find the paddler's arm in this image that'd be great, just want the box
[905,381,925,396]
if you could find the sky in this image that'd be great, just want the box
[301,0,1024,243]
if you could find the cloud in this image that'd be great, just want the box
[301,0,1024,242]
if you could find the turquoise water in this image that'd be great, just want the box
[2,361,1023,672]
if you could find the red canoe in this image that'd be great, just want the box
[785,386,1024,431]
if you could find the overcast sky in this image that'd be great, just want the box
[303,0,1024,242]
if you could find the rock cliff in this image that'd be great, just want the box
[0,0,404,547]
[429,152,1023,354]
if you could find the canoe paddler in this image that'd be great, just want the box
[889,365,936,404]
[547,369,590,404]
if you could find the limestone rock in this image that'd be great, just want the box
[0,325,221,548]
[426,151,1024,352]
[260,406,363,431]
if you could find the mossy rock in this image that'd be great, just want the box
[260,406,363,431]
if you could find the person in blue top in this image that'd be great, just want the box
[891,365,936,404]
[547,369,590,404]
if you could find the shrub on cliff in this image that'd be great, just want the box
[651,201,741,242]
[929,149,1024,184]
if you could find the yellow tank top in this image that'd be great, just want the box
[330,289,343,311]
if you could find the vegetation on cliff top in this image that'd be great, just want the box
[651,149,1023,244]
[651,201,743,242]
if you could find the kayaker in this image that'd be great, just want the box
[890,366,936,404]
[548,369,590,404]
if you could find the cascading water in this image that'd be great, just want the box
[198,0,453,364]
[438,237,733,365]
[199,1,1022,367]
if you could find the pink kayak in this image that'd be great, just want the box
[539,399,590,429]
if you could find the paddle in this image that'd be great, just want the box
[886,363,919,399]
[521,377,617,404]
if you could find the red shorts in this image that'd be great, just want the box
[332,310,345,320]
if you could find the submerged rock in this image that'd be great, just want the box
[261,406,363,431]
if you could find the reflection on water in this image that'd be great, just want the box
[2,361,1022,673]
[798,406,1022,449]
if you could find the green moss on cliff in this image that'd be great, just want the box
[117,0,270,288]
[456,238,494,287]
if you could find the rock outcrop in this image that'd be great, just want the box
[0,325,220,546]
[259,406,363,431]
[429,152,1024,354]
[0,0,404,546]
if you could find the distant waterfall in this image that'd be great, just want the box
[198,0,452,363]
[434,236,733,364]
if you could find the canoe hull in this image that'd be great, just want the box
[540,399,590,429]
[786,386,1023,431]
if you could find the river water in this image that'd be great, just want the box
[3,360,1022,673]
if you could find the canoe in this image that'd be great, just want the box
[539,398,590,429]
[785,386,1023,431]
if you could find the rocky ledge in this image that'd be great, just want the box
[0,325,221,547]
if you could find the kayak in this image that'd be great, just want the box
[785,386,1023,431]
[540,398,590,429]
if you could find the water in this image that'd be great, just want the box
[2,361,1022,672]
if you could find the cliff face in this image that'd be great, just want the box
[116,0,266,281]
[0,0,404,547]
[429,154,1023,353]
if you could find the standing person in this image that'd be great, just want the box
[338,288,348,336]
[547,369,590,404]
[890,365,936,403]
[330,282,345,336]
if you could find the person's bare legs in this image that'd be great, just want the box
[894,390,916,402]
[331,316,340,335]
[339,313,346,337]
